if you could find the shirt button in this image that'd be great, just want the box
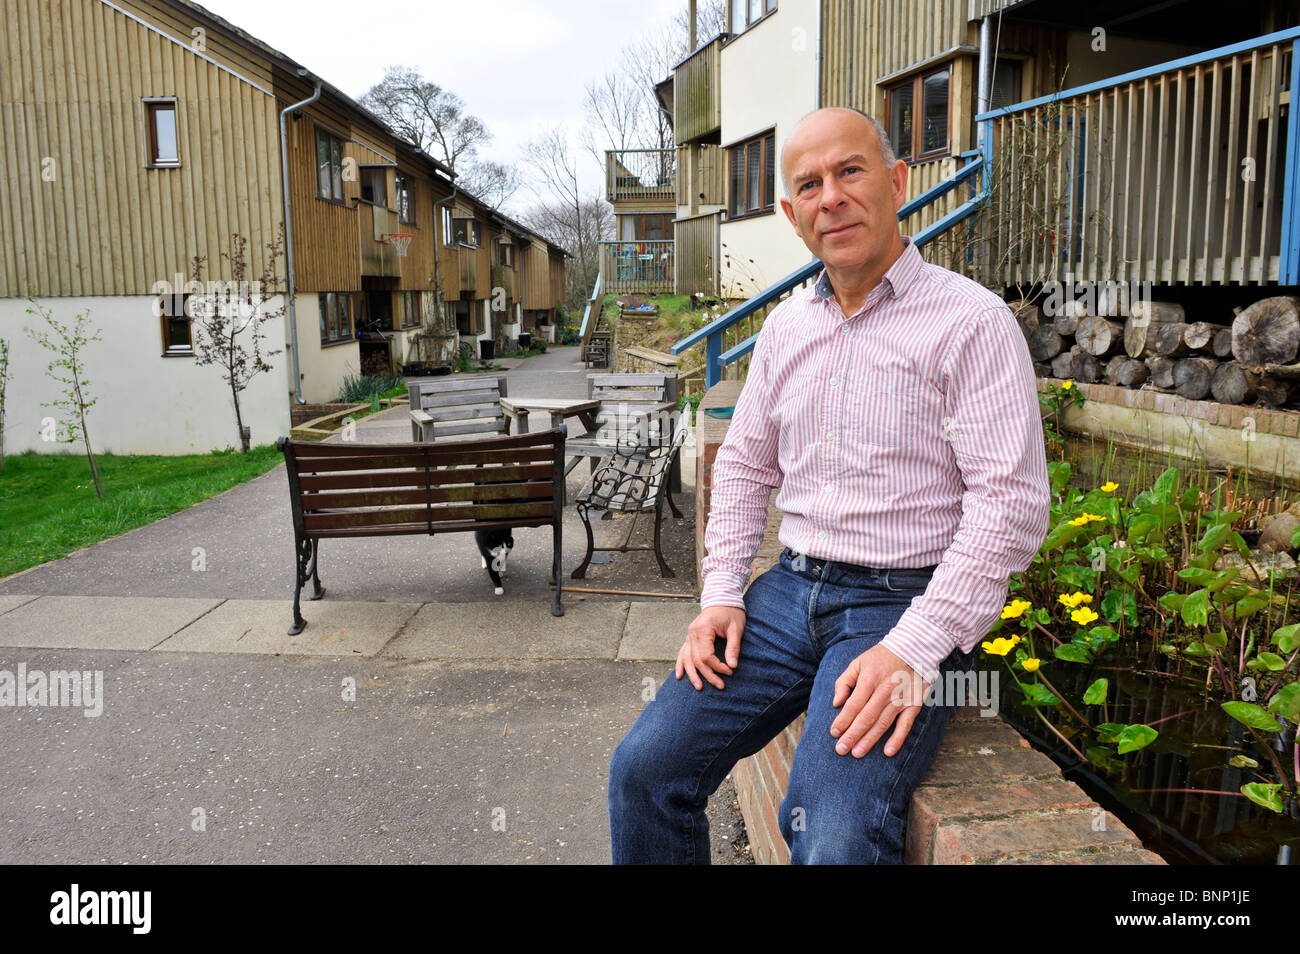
[823,484,834,494]
[840,325,849,334]
[817,530,828,540]
[829,377,838,387]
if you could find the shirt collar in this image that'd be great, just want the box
[811,235,924,306]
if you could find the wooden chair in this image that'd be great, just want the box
[409,376,508,442]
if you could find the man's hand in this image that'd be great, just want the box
[675,606,746,691]
[830,644,930,758]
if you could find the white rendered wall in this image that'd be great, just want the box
[2,295,291,455]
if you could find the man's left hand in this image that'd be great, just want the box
[830,643,929,758]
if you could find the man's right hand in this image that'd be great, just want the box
[675,606,747,691]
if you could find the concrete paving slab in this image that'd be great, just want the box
[0,595,38,618]
[156,599,421,657]
[385,600,629,659]
[0,596,223,650]
[617,601,701,661]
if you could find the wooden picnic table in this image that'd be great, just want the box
[499,397,601,435]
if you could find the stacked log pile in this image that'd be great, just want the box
[1017,295,1300,409]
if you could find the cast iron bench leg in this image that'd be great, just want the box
[652,494,674,578]
[572,502,595,580]
[551,519,564,616]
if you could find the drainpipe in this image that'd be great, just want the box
[978,16,994,196]
[279,70,322,405]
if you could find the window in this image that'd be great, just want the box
[359,167,387,205]
[495,240,514,267]
[441,206,454,247]
[887,66,951,163]
[144,99,179,167]
[619,214,673,241]
[454,300,483,337]
[396,174,414,225]
[315,129,345,202]
[158,293,192,354]
[730,0,776,33]
[989,59,1024,110]
[453,218,480,248]
[318,292,353,344]
[399,291,421,329]
[728,130,776,218]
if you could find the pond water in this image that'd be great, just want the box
[1001,432,1300,864]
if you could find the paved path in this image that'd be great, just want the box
[0,346,748,864]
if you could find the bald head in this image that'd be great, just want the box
[780,107,897,200]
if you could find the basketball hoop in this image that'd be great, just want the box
[385,232,414,257]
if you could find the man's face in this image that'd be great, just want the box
[779,113,908,273]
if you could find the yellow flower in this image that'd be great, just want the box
[1067,515,1088,526]
[1061,380,1074,390]
[1071,607,1099,626]
[1069,511,1106,526]
[1000,599,1033,620]
[981,636,1020,657]
[1100,481,1119,493]
[1021,657,1041,672]
[1057,591,1093,609]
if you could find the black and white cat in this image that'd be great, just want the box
[474,527,515,596]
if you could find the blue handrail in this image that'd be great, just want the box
[578,271,601,339]
[676,153,987,385]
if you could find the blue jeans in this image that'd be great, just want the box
[609,547,976,864]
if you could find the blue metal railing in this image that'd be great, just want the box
[674,152,988,385]
[578,271,601,339]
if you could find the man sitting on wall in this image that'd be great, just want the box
[608,106,1052,864]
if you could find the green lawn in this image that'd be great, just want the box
[0,446,283,579]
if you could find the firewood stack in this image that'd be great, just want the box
[1016,295,1300,410]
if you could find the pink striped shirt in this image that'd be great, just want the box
[699,236,1052,680]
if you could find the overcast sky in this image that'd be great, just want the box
[201,0,686,213]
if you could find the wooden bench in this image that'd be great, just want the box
[276,428,566,634]
[409,375,508,442]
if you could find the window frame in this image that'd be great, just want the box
[395,173,415,225]
[441,206,454,247]
[158,292,193,355]
[314,127,347,205]
[730,0,777,34]
[318,291,354,346]
[885,64,953,165]
[143,97,180,168]
[727,129,777,221]
[453,217,480,249]
[399,291,421,330]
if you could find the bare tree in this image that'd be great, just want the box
[519,196,613,311]
[579,71,649,176]
[359,64,519,211]
[188,228,287,453]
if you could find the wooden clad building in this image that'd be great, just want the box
[0,0,566,454]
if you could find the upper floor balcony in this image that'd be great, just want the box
[672,33,727,144]
[606,149,676,205]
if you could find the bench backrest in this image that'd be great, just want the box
[408,375,509,441]
[587,372,680,446]
[277,428,564,538]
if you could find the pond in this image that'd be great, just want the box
[996,428,1300,864]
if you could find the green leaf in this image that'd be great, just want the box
[1181,588,1209,627]
[1221,701,1284,732]
[1083,678,1109,705]
[1197,522,1232,553]
[1127,513,1159,543]
[1266,684,1300,723]
[1227,594,1271,619]
[1054,643,1093,663]
[1178,567,1218,585]
[1228,755,1259,769]
[1274,623,1300,654]
[1180,486,1201,509]
[1291,523,1300,548]
[1094,723,1125,743]
[1020,682,1060,706]
[1250,652,1287,672]
[1116,724,1158,754]
[1152,467,1179,502]
[1048,460,1072,495]
[1090,625,1119,644]
[1240,782,1284,814]
[1044,520,1085,550]
[1183,641,1208,657]
[1158,592,1187,612]
[1203,628,1228,649]
[1086,745,1126,775]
